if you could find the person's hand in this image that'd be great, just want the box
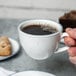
[64,28,76,64]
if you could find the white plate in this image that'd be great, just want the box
[12,71,55,76]
[0,38,20,60]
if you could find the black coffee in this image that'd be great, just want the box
[22,25,57,35]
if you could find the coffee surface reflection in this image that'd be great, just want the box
[22,25,57,35]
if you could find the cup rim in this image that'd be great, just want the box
[18,19,63,37]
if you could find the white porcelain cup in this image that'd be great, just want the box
[18,19,68,60]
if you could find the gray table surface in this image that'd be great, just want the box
[0,19,76,76]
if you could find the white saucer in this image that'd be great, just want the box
[0,38,20,60]
[12,71,55,76]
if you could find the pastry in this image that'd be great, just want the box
[0,36,12,56]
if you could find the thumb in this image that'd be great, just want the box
[68,47,76,57]
[69,56,76,64]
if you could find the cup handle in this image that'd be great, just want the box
[55,32,69,54]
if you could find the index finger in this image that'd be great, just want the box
[66,28,76,39]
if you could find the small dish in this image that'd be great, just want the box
[12,71,55,76]
[0,38,20,60]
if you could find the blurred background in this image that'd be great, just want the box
[0,0,76,22]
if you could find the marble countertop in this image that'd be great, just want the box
[0,19,76,76]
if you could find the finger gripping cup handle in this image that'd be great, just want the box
[55,32,69,54]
